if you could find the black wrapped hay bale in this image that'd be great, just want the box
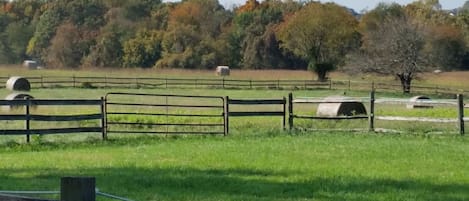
[2,93,34,111]
[6,76,31,91]
[316,96,367,117]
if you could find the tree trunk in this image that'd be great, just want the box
[397,73,412,94]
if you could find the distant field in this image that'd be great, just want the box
[1,65,468,88]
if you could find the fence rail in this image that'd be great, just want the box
[2,76,468,95]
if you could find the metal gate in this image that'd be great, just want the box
[104,92,226,137]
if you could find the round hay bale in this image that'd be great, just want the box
[216,66,230,76]
[2,93,34,111]
[407,96,433,109]
[6,76,31,91]
[316,96,367,117]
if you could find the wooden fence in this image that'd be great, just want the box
[0,98,105,143]
[0,92,467,143]
[225,97,287,134]
[2,76,468,95]
[288,92,466,135]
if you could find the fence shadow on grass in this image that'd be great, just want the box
[0,167,468,201]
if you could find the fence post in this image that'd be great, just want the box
[282,96,286,130]
[329,79,332,90]
[277,80,280,90]
[73,75,76,88]
[458,94,465,136]
[250,80,252,89]
[288,93,293,131]
[135,77,139,88]
[40,75,44,88]
[222,78,225,89]
[348,80,351,91]
[224,96,229,135]
[101,97,107,140]
[61,177,95,201]
[104,76,107,88]
[369,90,375,132]
[25,97,31,143]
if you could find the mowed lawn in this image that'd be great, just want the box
[1,132,468,201]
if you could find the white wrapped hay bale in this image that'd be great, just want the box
[316,96,367,117]
[23,60,38,69]
[216,66,230,76]
[6,76,31,91]
[2,93,34,111]
[407,96,433,109]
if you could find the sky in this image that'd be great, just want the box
[217,0,467,11]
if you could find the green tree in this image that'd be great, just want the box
[123,29,163,68]
[277,2,359,81]
[229,0,302,69]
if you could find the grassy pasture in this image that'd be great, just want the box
[1,66,469,200]
[1,133,469,201]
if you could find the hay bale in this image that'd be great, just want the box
[216,66,230,76]
[23,60,38,69]
[316,96,367,117]
[407,96,433,109]
[6,76,31,91]
[2,93,34,111]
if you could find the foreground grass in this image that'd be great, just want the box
[0,132,468,201]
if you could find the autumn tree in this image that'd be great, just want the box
[156,0,230,69]
[46,22,81,68]
[277,2,359,81]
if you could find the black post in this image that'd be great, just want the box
[288,93,294,131]
[61,177,96,201]
[369,90,375,132]
[224,96,229,135]
[25,97,31,143]
[101,97,107,140]
[458,94,465,135]
[222,78,225,89]
[282,97,286,130]
[73,75,76,88]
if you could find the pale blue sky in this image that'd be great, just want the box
[216,0,467,11]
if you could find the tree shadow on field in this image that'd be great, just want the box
[0,167,468,201]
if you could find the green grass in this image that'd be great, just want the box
[1,68,469,200]
[1,132,469,201]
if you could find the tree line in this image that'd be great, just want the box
[1,0,469,92]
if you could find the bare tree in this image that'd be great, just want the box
[347,14,427,93]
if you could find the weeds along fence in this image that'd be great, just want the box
[1,76,468,95]
[0,92,467,143]
[104,92,226,136]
